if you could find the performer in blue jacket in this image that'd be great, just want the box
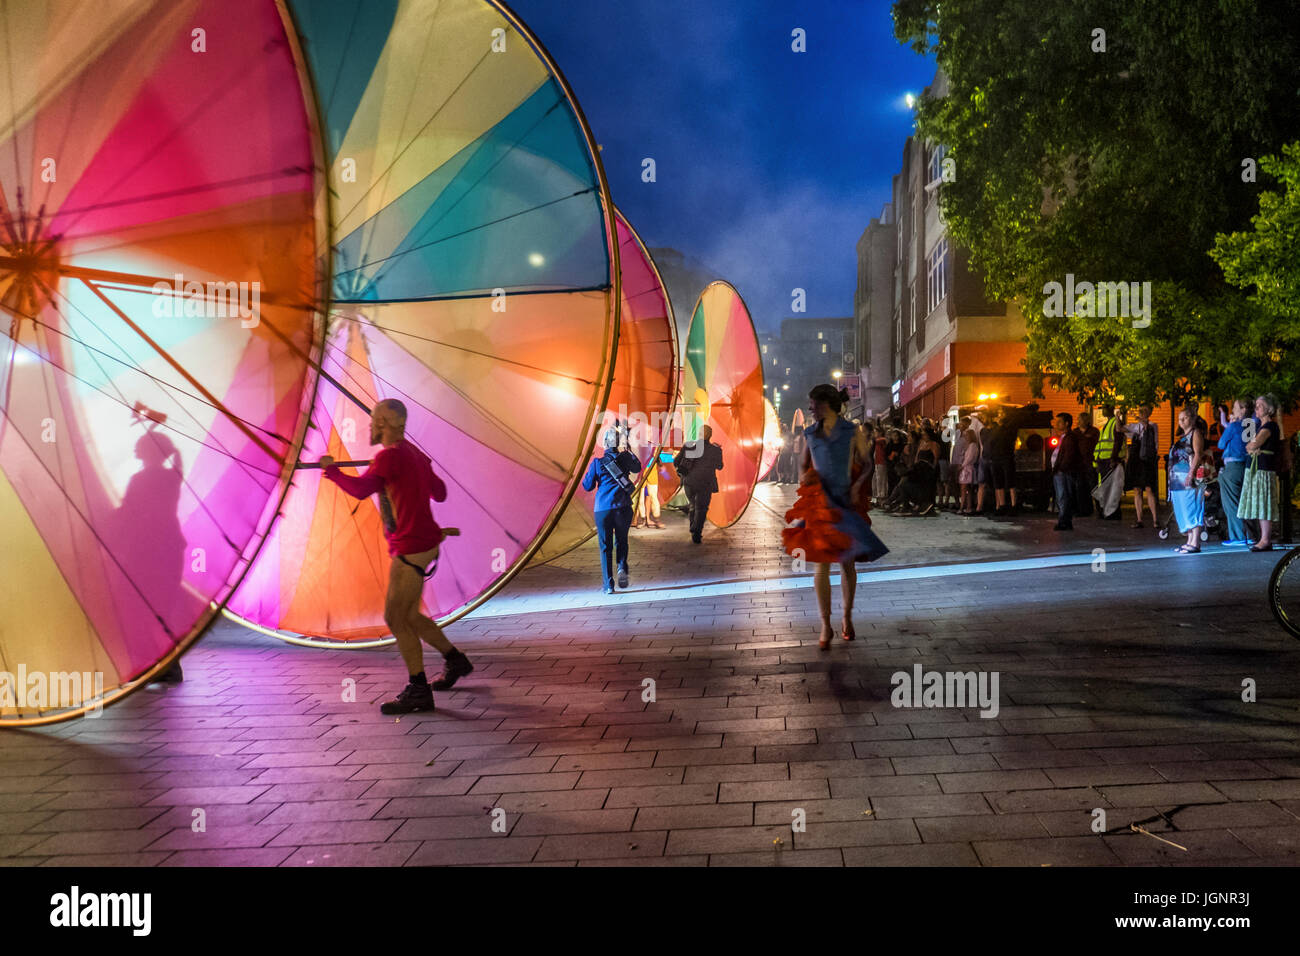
[582,426,643,594]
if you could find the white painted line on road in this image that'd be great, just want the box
[466,544,1272,621]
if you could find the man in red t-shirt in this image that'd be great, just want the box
[321,399,472,714]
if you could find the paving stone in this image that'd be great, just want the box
[466,771,581,795]
[0,811,57,833]
[916,813,1051,843]
[851,738,954,759]
[794,819,920,849]
[993,750,1107,770]
[634,804,753,830]
[535,830,667,861]
[652,747,756,767]
[829,775,942,799]
[843,842,980,866]
[158,847,296,866]
[37,853,171,867]
[1098,782,1230,807]
[145,824,290,850]
[1035,806,1168,838]
[664,825,790,856]
[973,836,1124,866]
[20,828,174,856]
[551,751,655,773]
[871,793,991,819]
[1043,764,1166,788]
[683,763,789,784]
[1210,779,1300,801]
[391,815,506,841]
[707,848,845,866]
[258,799,388,825]
[579,855,709,866]
[891,754,999,775]
[718,779,829,803]
[605,784,719,808]
[512,809,637,836]
[1103,828,1257,864]
[754,798,876,826]
[789,758,893,779]
[280,842,421,866]
[490,790,612,814]
[575,767,683,789]
[359,776,478,799]
[753,743,857,763]
[937,770,1055,793]
[1228,825,1300,858]
[24,808,169,832]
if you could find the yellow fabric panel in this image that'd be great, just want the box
[0,462,119,703]
[332,0,549,242]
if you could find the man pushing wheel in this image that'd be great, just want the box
[320,398,473,714]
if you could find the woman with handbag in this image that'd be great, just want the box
[1169,407,1207,553]
[782,384,889,650]
[1238,393,1284,552]
[1123,404,1160,528]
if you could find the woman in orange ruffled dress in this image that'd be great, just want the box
[783,384,890,649]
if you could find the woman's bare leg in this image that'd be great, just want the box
[814,563,832,642]
[839,560,857,629]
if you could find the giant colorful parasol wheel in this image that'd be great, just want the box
[0,0,328,723]
[224,0,620,645]
[530,206,678,564]
[679,280,763,529]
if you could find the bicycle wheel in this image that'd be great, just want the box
[1268,547,1300,638]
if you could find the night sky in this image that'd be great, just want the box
[510,0,936,333]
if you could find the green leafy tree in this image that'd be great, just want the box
[1209,143,1300,404]
[892,0,1300,406]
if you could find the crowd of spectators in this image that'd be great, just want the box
[769,396,1294,548]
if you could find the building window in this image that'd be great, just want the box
[785,368,791,376]
[821,343,827,354]
[927,237,949,313]
[817,332,823,340]
[928,144,946,186]
[761,344,767,354]
[909,284,917,335]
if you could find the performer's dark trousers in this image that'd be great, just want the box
[1053,472,1078,529]
[686,487,713,538]
[1075,466,1095,517]
[594,506,632,587]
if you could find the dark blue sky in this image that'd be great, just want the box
[511,0,936,333]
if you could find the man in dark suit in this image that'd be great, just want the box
[1051,412,1084,531]
[674,425,724,544]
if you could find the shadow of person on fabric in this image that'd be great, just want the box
[111,432,196,683]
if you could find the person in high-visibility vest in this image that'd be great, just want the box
[1093,404,1125,520]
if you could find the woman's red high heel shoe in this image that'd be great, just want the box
[842,621,856,642]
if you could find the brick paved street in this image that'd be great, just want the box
[2,484,1298,867]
